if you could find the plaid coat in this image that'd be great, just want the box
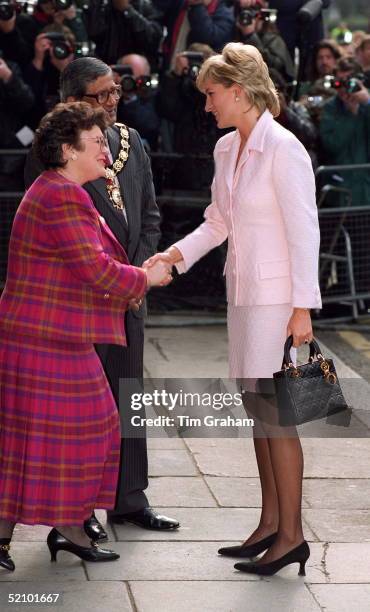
[0,170,147,344]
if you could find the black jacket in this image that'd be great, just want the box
[85,0,163,66]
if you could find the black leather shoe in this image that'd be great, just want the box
[108,507,180,530]
[234,540,310,576]
[84,512,108,542]
[47,528,119,563]
[218,532,277,558]
[0,539,15,572]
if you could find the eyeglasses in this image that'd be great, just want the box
[80,136,107,150]
[83,85,122,105]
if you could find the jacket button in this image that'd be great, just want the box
[104,293,110,299]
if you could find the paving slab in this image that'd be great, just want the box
[301,439,370,478]
[310,584,370,612]
[113,507,261,541]
[302,478,370,509]
[324,543,370,583]
[303,509,370,542]
[0,581,132,612]
[147,438,185,450]
[204,476,262,507]
[130,580,320,612]
[0,543,86,582]
[85,542,325,582]
[190,445,259,477]
[148,449,198,476]
[147,477,217,507]
[112,507,317,543]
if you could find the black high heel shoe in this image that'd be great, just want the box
[234,540,310,576]
[47,528,119,563]
[218,532,277,558]
[0,538,15,572]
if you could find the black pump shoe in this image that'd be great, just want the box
[47,528,119,563]
[234,540,310,576]
[0,539,15,572]
[84,512,108,542]
[218,532,278,558]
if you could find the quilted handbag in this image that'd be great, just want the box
[273,336,349,426]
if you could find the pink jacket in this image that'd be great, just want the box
[174,110,322,309]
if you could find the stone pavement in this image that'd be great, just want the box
[0,323,370,612]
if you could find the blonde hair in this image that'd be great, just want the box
[196,42,280,117]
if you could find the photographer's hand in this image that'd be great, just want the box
[350,82,370,106]
[174,54,189,76]
[112,0,130,11]
[0,58,12,83]
[0,13,16,34]
[33,34,51,72]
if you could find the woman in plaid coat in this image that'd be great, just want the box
[0,102,171,571]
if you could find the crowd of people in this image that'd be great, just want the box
[0,0,369,196]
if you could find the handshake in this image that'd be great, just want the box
[129,247,183,311]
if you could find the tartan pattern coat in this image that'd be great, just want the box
[0,170,147,345]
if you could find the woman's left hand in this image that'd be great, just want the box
[287,308,313,348]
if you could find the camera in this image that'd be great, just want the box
[0,0,37,21]
[181,51,204,81]
[259,8,277,24]
[237,8,258,27]
[323,74,363,95]
[111,65,159,96]
[45,33,93,60]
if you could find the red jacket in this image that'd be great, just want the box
[0,170,147,344]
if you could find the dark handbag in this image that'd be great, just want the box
[273,336,349,426]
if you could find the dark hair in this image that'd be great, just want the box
[34,101,108,169]
[310,39,342,80]
[60,57,111,101]
[335,56,362,75]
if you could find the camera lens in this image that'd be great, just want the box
[0,1,14,20]
[52,41,71,60]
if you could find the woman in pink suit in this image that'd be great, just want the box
[146,43,322,577]
[0,102,170,571]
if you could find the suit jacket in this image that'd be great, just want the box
[174,110,322,309]
[0,170,147,344]
[24,125,161,318]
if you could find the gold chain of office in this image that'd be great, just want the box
[105,123,130,210]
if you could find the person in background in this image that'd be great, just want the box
[114,53,160,150]
[24,57,180,536]
[153,0,234,70]
[85,0,163,68]
[356,35,370,83]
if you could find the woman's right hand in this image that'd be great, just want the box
[144,247,183,269]
[143,259,172,288]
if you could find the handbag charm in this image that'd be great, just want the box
[105,123,130,211]
[273,336,349,426]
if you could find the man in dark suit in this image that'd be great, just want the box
[24,57,179,535]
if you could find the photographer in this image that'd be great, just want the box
[356,35,370,83]
[319,57,370,206]
[0,56,35,189]
[0,9,33,67]
[157,43,229,188]
[23,25,75,125]
[85,0,162,68]
[114,53,160,150]
[233,2,295,83]
[15,0,88,51]
[153,0,234,69]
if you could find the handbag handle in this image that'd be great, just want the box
[282,335,324,368]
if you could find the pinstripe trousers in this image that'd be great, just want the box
[95,310,149,514]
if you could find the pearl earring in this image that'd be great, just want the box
[235,96,240,102]
[71,153,77,161]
